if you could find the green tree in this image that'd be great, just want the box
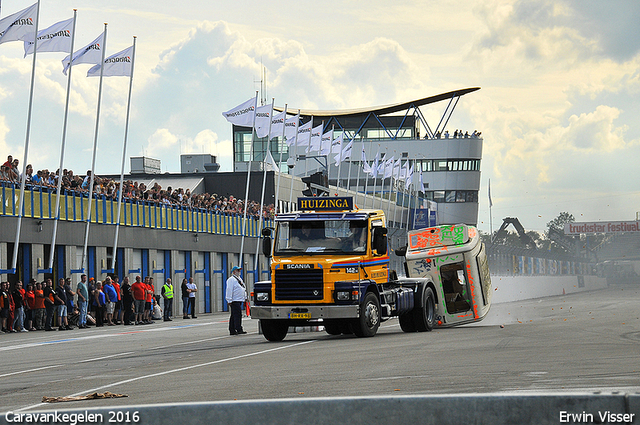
[545,212,575,236]
[545,212,576,254]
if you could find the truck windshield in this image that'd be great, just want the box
[274,220,368,255]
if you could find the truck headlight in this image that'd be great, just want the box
[256,292,269,302]
[336,291,350,301]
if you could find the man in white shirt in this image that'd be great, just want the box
[186,277,198,319]
[225,266,247,335]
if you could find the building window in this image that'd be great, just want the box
[434,160,448,171]
[423,190,478,203]
[423,159,480,172]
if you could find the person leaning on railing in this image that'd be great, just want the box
[1,158,275,218]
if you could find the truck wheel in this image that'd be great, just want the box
[261,319,289,342]
[399,313,416,332]
[413,287,435,332]
[352,292,381,337]
[323,321,341,335]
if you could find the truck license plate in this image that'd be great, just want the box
[289,312,312,319]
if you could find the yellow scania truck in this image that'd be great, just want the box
[252,196,492,341]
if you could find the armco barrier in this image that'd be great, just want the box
[2,393,639,425]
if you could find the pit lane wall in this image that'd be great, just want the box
[491,274,608,304]
[3,394,638,425]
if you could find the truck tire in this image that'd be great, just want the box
[413,286,435,332]
[399,312,416,332]
[352,292,381,337]
[261,319,289,342]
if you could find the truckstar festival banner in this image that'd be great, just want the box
[564,220,640,235]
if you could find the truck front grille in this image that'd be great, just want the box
[274,269,324,300]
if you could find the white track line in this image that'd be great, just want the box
[0,352,136,378]
[16,339,316,412]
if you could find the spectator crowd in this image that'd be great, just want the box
[0,154,275,219]
[0,275,194,333]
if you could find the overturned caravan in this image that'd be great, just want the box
[400,224,492,328]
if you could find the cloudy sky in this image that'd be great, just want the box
[1,0,638,233]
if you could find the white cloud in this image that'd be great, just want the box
[144,128,227,172]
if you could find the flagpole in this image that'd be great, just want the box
[254,99,274,280]
[363,142,372,208]
[81,23,108,274]
[345,135,355,197]
[316,120,324,178]
[327,125,334,194]
[354,140,364,206]
[489,178,494,242]
[385,150,396,221]
[11,0,41,272]
[48,10,77,270]
[274,104,288,213]
[239,92,259,267]
[380,147,389,209]
[405,183,412,233]
[112,36,136,271]
[371,145,380,209]
[288,111,301,209]
[392,160,401,229]
[400,160,409,229]
[335,132,344,195]
[412,185,419,229]
[304,117,313,178]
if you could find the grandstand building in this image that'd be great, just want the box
[232,87,483,226]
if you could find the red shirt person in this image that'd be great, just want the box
[131,276,146,325]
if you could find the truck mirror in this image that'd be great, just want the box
[261,227,272,237]
[262,236,272,258]
[372,227,388,255]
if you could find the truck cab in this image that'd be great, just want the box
[252,197,392,341]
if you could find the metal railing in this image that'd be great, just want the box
[0,182,273,237]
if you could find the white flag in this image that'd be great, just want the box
[288,120,311,146]
[419,171,425,192]
[333,139,353,166]
[384,156,395,179]
[284,113,299,140]
[377,158,385,176]
[253,104,272,138]
[319,129,334,155]
[405,164,414,190]
[307,123,323,153]
[342,139,353,158]
[264,150,279,172]
[24,17,72,56]
[331,133,343,154]
[370,151,380,178]
[399,160,409,179]
[362,146,372,175]
[62,31,105,75]
[0,3,37,46]
[269,111,286,139]
[222,96,256,127]
[393,159,401,178]
[87,44,133,77]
